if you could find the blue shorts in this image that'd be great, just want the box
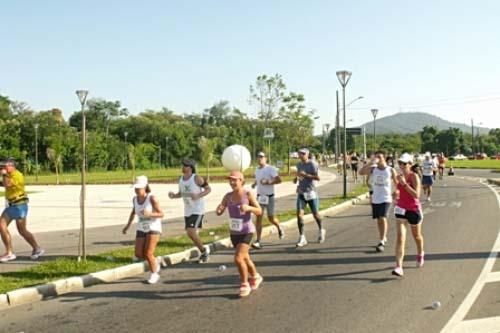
[3,203,29,220]
[422,175,434,186]
[296,193,320,213]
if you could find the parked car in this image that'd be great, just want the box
[475,153,488,160]
[450,154,467,160]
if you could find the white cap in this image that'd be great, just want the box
[398,153,413,164]
[425,152,431,157]
[133,175,148,189]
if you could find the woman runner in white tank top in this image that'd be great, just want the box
[123,176,164,284]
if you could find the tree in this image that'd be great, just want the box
[198,136,214,180]
[249,74,286,122]
[421,125,439,152]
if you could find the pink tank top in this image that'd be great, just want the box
[396,172,421,212]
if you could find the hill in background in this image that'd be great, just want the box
[360,112,490,134]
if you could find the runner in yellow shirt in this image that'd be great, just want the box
[0,158,44,262]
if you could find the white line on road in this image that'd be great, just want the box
[441,182,500,333]
[451,316,500,333]
[485,271,500,283]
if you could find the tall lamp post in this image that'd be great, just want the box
[371,108,379,152]
[252,123,256,163]
[124,131,128,169]
[323,123,330,157]
[336,70,352,198]
[335,95,363,163]
[165,137,169,168]
[75,90,89,261]
[34,123,39,182]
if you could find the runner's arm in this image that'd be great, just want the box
[123,207,136,234]
[244,191,263,216]
[193,175,211,199]
[145,195,164,218]
[215,194,229,216]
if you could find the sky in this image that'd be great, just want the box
[2,0,500,134]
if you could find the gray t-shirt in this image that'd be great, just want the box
[296,160,318,193]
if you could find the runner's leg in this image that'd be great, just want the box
[395,219,407,268]
[144,234,160,273]
[15,218,39,250]
[0,213,13,254]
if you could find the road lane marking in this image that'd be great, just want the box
[449,201,462,208]
[422,208,435,215]
[485,271,500,283]
[441,182,500,333]
[430,201,447,207]
[452,316,500,333]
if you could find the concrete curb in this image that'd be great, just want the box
[0,191,368,311]
[487,178,500,186]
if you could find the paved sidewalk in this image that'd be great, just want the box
[0,168,360,273]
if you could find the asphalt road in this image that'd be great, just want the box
[453,168,499,179]
[1,176,499,332]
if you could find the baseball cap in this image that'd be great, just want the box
[133,175,148,189]
[398,153,413,164]
[257,152,265,157]
[227,170,244,181]
[298,148,309,154]
[182,158,196,167]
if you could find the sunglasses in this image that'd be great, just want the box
[398,161,408,165]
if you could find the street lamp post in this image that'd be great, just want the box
[124,131,128,169]
[75,90,89,261]
[336,70,352,198]
[323,123,330,157]
[371,109,379,152]
[34,123,39,182]
[165,137,168,168]
[252,123,256,163]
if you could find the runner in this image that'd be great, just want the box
[359,150,398,252]
[216,171,263,297]
[0,158,44,262]
[251,152,284,249]
[392,153,425,277]
[168,158,211,263]
[437,153,447,180]
[122,176,164,284]
[350,152,359,183]
[294,148,324,247]
[421,152,437,201]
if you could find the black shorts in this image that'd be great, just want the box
[372,203,390,219]
[230,233,253,247]
[136,230,161,238]
[185,214,204,229]
[395,210,423,225]
[351,164,358,172]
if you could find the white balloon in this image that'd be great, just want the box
[222,145,251,171]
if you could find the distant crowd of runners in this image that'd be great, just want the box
[0,149,449,297]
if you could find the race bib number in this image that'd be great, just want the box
[183,196,193,207]
[394,206,406,216]
[303,191,317,201]
[374,175,386,187]
[138,217,151,232]
[229,218,244,232]
[258,195,269,205]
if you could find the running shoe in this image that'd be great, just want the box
[416,254,425,268]
[199,246,210,263]
[375,242,385,252]
[391,267,404,277]
[239,282,251,297]
[296,235,308,247]
[251,241,263,250]
[249,274,263,291]
[0,253,16,263]
[30,248,45,260]
[278,228,285,240]
[147,272,160,284]
[318,229,326,243]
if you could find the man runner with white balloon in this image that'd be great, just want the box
[168,159,212,263]
[251,152,284,249]
[294,148,324,247]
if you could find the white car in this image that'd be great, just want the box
[450,154,467,160]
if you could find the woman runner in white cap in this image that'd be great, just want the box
[123,176,164,284]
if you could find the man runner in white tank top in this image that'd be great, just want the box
[359,150,398,252]
[251,152,284,249]
[168,159,212,263]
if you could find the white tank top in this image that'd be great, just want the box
[371,166,393,204]
[179,174,205,216]
[133,194,162,233]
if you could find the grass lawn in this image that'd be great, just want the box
[446,159,500,169]
[23,165,297,185]
[0,184,368,294]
